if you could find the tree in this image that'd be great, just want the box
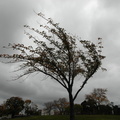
[44,102,53,115]
[0,13,105,120]
[74,104,82,115]
[29,102,38,115]
[98,104,112,115]
[0,103,6,116]
[53,98,69,115]
[85,88,109,105]
[24,100,38,115]
[24,99,32,116]
[5,97,24,118]
[65,104,82,115]
[81,99,97,114]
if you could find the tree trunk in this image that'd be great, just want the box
[12,113,15,118]
[69,93,75,120]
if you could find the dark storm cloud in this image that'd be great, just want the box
[0,0,120,107]
[87,0,120,104]
[0,0,34,53]
[0,63,38,104]
[0,0,38,104]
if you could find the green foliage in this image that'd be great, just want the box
[24,100,38,116]
[65,104,82,115]
[5,97,24,118]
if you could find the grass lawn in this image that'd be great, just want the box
[7,115,120,120]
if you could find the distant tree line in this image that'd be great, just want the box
[0,88,120,118]
[43,88,120,115]
[80,88,120,115]
[43,98,69,115]
[0,97,41,118]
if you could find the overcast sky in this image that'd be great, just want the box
[0,0,120,108]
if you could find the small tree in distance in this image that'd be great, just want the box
[53,98,69,115]
[5,97,24,118]
[85,88,109,105]
[24,99,32,116]
[0,13,106,120]
[44,102,53,115]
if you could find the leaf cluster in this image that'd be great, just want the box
[0,13,106,101]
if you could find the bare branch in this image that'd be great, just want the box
[0,13,105,119]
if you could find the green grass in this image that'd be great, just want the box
[7,115,120,120]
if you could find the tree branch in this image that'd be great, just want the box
[33,66,68,90]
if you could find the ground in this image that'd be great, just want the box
[5,115,120,120]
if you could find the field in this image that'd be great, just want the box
[6,115,120,120]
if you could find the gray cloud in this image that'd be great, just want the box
[0,0,120,107]
[0,0,34,53]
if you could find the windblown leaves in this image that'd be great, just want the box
[0,13,106,99]
[85,88,109,105]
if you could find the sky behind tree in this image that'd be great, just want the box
[0,0,120,108]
